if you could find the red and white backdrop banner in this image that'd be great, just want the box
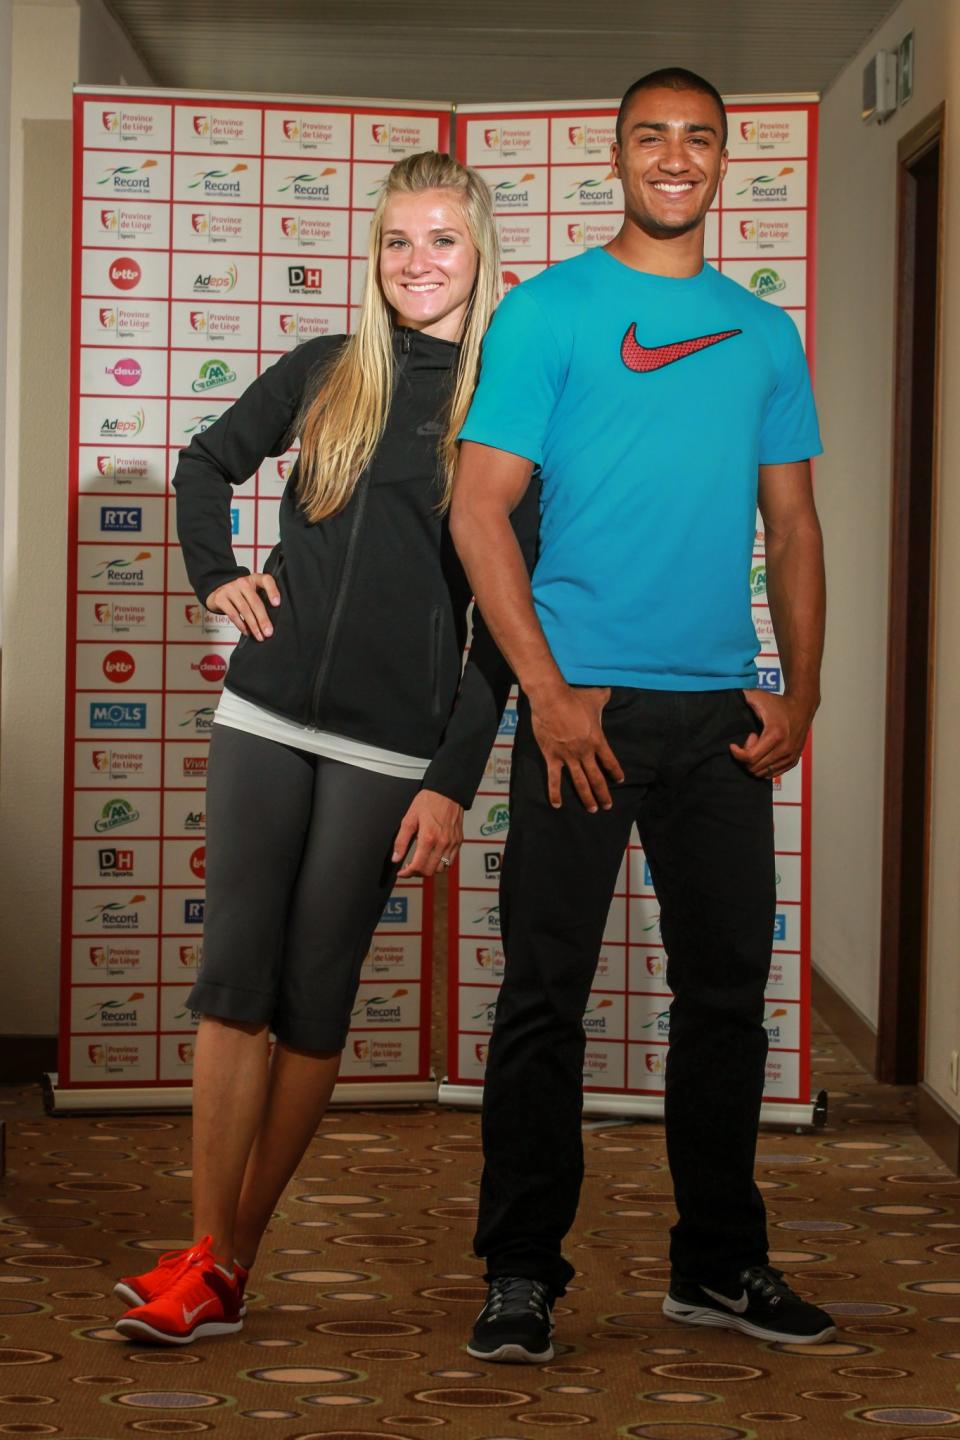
[442,98,819,1123]
[58,89,450,1105]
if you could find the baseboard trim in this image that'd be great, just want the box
[916,1084,960,1174]
[0,1036,57,1084]
[811,968,877,1075]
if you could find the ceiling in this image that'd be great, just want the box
[102,0,904,104]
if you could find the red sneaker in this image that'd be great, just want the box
[115,1242,248,1314]
[115,1236,243,1345]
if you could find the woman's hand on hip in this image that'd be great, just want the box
[206,573,281,640]
[392,789,463,879]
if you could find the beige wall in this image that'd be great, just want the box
[0,0,151,1036]
[813,0,960,1113]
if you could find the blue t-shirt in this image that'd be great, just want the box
[460,247,822,690]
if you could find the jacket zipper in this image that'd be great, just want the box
[308,332,410,727]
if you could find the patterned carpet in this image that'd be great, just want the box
[2,1011,959,1440]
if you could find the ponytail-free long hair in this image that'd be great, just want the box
[296,151,501,522]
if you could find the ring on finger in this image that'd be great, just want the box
[439,856,452,869]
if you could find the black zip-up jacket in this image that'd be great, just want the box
[173,328,537,808]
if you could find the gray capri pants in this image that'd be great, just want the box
[188,723,420,1052]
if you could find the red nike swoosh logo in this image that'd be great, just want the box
[621,323,742,373]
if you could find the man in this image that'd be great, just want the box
[450,68,831,1359]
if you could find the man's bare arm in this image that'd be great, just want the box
[450,440,623,810]
[730,459,826,777]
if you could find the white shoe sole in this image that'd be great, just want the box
[115,1315,243,1345]
[466,1339,554,1364]
[114,1281,247,1318]
[663,1293,836,1344]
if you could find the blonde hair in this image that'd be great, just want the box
[296,151,501,522]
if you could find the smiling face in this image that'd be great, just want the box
[379,188,479,342]
[611,85,727,240]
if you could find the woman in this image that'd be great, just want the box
[112,151,534,1344]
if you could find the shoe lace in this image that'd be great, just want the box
[487,1276,551,1320]
[144,1239,204,1277]
[154,1240,228,1308]
[740,1264,797,1304]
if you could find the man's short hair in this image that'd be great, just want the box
[616,68,728,148]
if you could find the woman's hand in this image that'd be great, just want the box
[206,573,281,640]
[391,789,463,879]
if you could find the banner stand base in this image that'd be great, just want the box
[43,1072,438,1115]
[438,1081,828,1132]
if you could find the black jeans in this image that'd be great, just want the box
[474,687,775,1298]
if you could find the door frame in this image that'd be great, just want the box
[876,104,945,1084]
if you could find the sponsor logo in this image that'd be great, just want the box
[83,991,146,1025]
[502,270,521,292]
[177,1040,195,1064]
[583,997,615,1032]
[641,1006,671,1037]
[621,324,742,374]
[642,860,654,887]
[471,999,499,1027]
[100,109,157,143]
[192,263,238,294]
[109,257,143,290]
[764,1005,789,1043]
[484,127,500,149]
[735,166,795,200]
[97,306,154,341]
[184,603,227,634]
[279,115,338,149]
[190,357,238,393]
[183,755,208,779]
[183,810,205,831]
[639,910,662,937]
[102,648,136,683]
[191,113,247,146]
[750,564,767,598]
[739,118,795,150]
[351,987,409,1021]
[183,414,220,436]
[99,411,146,440]
[473,945,504,973]
[286,264,323,293]
[184,899,205,925]
[93,601,148,632]
[189,846,206,879]
[86,1040,142,1070]
[564,122,614,153]
[98,206,156,242]
[179,943,201,966]
[275,310,332,342]
[89,701,147,730]
[350,1036,406,1069]
[498,709,517,736]
[471,902,501,933]
[369,121,424,152]
[483,850,502,877]
[178,706,216,733]
[98,161,159,192]
[90,746,145,780]
[187,164,249,195]
[90,551,152,584]
[188,308,244,341]
[277,458,293,480]
[98,846,134,875]
[88,943,142,974]
[278,211,336,247]
[644,1051,665,1075]
[492,173,536,207]
[381,896,409,924]
[644,953,666,978]
[737,217,793,250]
[474,1041,489,1066]
[773,913,787,942]
[277,167,338,200]
[189,209,245,244]
[87,894,146,929]
[104,357,143,388]
[749,266,787,299]
[480,803,509,837]
[757,665,782,692]
[192,653,227,684]
[93,796,141,833]
[562,173,617,203]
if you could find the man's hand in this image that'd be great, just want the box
[530,684,623,812]
[730,689,816,779]
[392,789,464,878]
[206,573,280,640]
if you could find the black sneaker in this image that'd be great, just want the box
[467,1276,554,1363]
[662,1264,837,1344]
